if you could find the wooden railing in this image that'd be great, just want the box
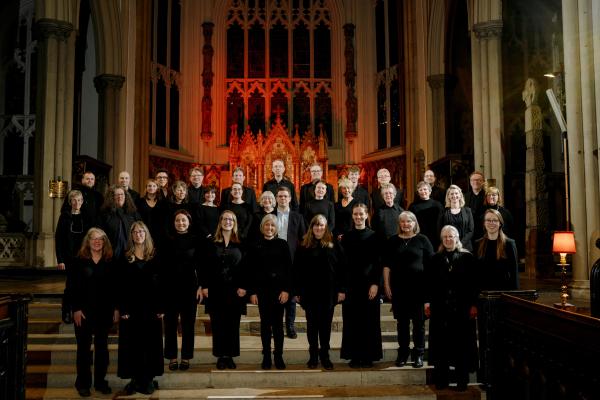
[0,294,31,400]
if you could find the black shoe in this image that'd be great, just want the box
[286,329,298,339]
[349,360,360,369]
[261,354,272,370]
[94,383,112,395]
[124,380,136,395]
[168,359,179,371]
[307,356,319,369]
[135,380,155,395]
[225,357,236,369]
[413,355,424,368]
[274,354,286,370]
[395,353,408,367]
[77,387,91,397]
[321,358,334,370]
[62,309,73,324]
[179,359,190,371]
[216,357,227,370]
[361,360,373,368]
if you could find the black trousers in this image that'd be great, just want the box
[164,295,197,360]
[304,304,335,359]
[284,298,296,330]
[394,301,425,357]
[209,306,241,357]
[74,319,110,390]
[258,296,285,355]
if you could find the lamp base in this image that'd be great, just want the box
[553,302,576,311]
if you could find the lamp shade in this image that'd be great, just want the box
[552,231,576,254]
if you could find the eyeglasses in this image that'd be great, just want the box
[484,219,500,224]
[222,217,234,222]
[90,237,105,242]
[132,230,146,235]
[156,175,168,180]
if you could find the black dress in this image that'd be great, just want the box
[476,237,519,290]
[196,204,219,239]
[117,256,164,385]
[437,208,474,251]
[383,234,433,360]
[222,202,254,242]
[372,203,403,240]
[408,198,443,249]
[340,228,383,363]
[202,240,246,358]
[247,238,292,356]
[334,198,357,237]
[426,250,479,388]
[99,207,140,259]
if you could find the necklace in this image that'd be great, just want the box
[399,235,413,247]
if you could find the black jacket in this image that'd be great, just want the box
[263,178,298,211]
[300,182,335,213]
[221,185,258,212]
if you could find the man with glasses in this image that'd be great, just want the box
[263,159,298,211]
[220,167,258,212]
[155,169,170,199]
[187,167,205,204]
[299,163,334,214]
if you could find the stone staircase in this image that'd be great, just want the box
[25,297,482,399]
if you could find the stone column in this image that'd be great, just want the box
[522,79,552,278]
[426,74,452,160]
[33,18,75,267]
[94,73,125,181]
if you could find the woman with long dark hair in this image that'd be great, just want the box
[100,185,140,259]
[196,186,219,239]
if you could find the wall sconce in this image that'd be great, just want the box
[552,231,576,310]
[48,177,68,199]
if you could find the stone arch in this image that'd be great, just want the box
[88,0,122,75]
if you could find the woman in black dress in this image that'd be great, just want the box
[99,185,140,259]
[166,181,192,233]
[294,214,346,370]
[162,210,202,371]
[340,203,382,368]
[383,211,433,368]
[71,228,118,397]
[118,221,164,395]
[481,186,515,238]
[56,190,91,324]
[334,177,357,239]
[303,180,335,231]
[408,181,443,249]
[135,179,167,245]
[201,210,246,370]
[437,184,474,251]
[426,225,478,391]
[196,186,219,239]
[222,182,254,242]
[247,214,292,370]
[250,190,276,242]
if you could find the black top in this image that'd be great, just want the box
[413,186,445,205]
[372,187,405,210]
[246,237,292,296]
[188,185,205,204]
[161,232,203,294]
[426,250,478,307]
[71,257,116,326]
[221,186,258,212]
[118,255,164,316]
[408,198,443,249]
[221,202,254,241]
[476,237,519,291]
[99,208,140,259]
[437,207,474,251]
[479,205,514,238]
[196,204,219,239]
[127,188,140,203]
[303,198,335,231]
[340,228,381,291]
[202,240,246,313]
[300,182,335,213]
[249,208,277,243]
[350,185,370,209]
[372,203,404,240]
[61,183,104,227]
[263,178,298,211]
[55,212,90,265]
[334,198,358,237]
[465,190,485,220]
[135,198,167,244]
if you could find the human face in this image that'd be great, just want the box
[314,183,327,200]
[276,191,290,208]
[272,161,285,177]
[340,186,351,199]
[146,181,158,194]
[352,206,368,229]
[448,189,461,206]
[131,227,146,244]
[174,186,187,203]
[377,169,391,185]
[382,188,395,205]
[231,184,243,200]
[190,170,203,187]
[441,230,458,251]
[118,172,130,188]
[417,185,431,200]
[82,173,95,188]
[484,213,501,235]
[312,218,327,239]
[261,196,274,210]
[310,165,323,182]
[348,171,359,185]
[232,170,245,184]
[89,233,105,253]
[262,220,277,239]
[174,214,190,233]
[423,170,435,185]
[470,174,484,191]
[155,172,168,188]
[204,190,216,204]
[114,188,126,207]
[70,195,83,211]
[486,192,499,206]
[220,213,235,232]
[399,216,415,235]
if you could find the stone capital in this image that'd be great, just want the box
[93,74,126,93]
[36,18,73,41]
[473,20,503,39]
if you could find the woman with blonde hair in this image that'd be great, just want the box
[135,179,167,245]
[294,214,346,370]
[437,184,474,251]
[481,186,514,238]
[117,222,164,395]
[334,177,357,239]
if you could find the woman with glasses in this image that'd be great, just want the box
[99,185,140,259]
[201,211,247,370]
[71,228,118,397]
[425,225,478,391]
[221,182,254,242]
[117,222,164,395]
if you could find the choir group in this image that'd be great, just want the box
[54,162,519,396]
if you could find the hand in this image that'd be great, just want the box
[368,285,378,300]
[237,288,247,297]
[196,287,204,303]
[337,292,346,303]
[73,310,85,327]
[57,263,66,270]
[202,288,208,298]
[121,314,130,320]
[337,234,344,241]
[424,303,431,319]
[279,291,289,304]
[469,305,478,319]
[113,310,120,323]
[157,314,164,319]
[250,294,258,305]
[384,284,392,300]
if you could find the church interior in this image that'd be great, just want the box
[1,0,600,398]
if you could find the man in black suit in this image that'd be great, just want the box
[275,186,306,339]
[299,163,334,213]
[263,159,298,211]
[221,167,258,211]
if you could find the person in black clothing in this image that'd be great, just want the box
[221,182,254,241]
[117,222,164,395]
[118,171,140,203]
[196,186,219,239]
[99,185,140,259]
[437,184,474,251]
[372,183,404,240]
[187,166,205,204]
[347,165,370,209]
[135,179,167,246]
[383,211,434,369]
[263,159,298,211]
[71,228,118,397]
[250,190,276,242]
[464,171,486,243]
[425,225,478,391]
[303,180,335,231]
[481,186,514,239]
[201,210,247,370]
[340,203,382,368]
[162,210,203,372]
[300,163,335,213]
[419,169,445,204]
[247,214,292,370]
[61,171,104,226]
[294,214,347,370]
[155,169,170,200]
[221,167,258,212]
[409,181,443,249]
[334,177,357,239]
[56,190,92,324]
[371,168,404,210]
